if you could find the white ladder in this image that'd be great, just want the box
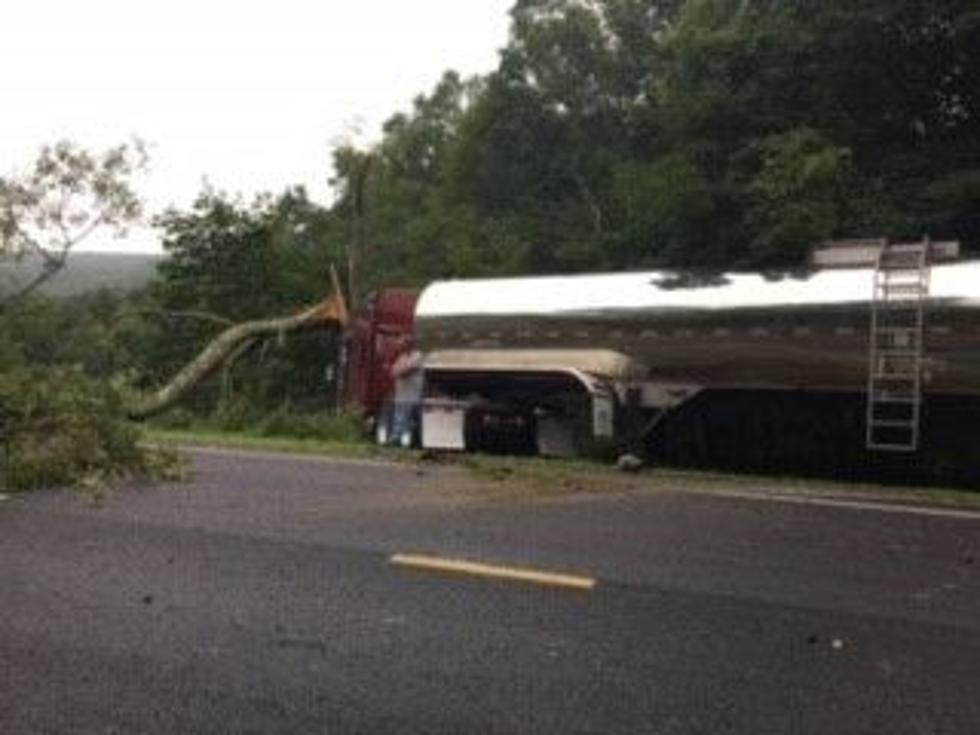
[866,241,930,452]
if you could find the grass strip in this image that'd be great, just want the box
[143,427,382,460]
[144,427,980,510]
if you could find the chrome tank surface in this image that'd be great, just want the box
[414,262,980,395]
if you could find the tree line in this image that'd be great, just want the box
[336,0,979,288]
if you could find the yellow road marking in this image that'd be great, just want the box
[389,553,597,590]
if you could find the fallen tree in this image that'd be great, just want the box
[128,290,348,420]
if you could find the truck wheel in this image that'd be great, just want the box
[399,429,413,449]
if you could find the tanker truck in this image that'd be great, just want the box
[346,240,980,482]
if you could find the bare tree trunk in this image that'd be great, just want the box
[129,293,347,420]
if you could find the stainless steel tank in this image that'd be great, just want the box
[414,262,980,395]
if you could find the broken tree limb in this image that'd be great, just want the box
[219,337,258,409]
[128,292,348,420]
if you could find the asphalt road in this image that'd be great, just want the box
[2,448,979,734]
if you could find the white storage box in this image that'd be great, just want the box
[421,399,468,451]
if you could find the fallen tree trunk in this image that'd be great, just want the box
[129,293,348,420]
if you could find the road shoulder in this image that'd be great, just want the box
[150,432,980,519]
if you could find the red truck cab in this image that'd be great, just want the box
[344,289,418,421]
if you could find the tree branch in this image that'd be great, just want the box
[129,293,348,420]
[0,212,108,313]
[0,243,69,312]
[137,309,236,328]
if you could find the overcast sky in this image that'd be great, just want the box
[0,0,513,252]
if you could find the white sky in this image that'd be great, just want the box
[0,0,513,252]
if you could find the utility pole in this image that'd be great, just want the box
[336,152,373,413]
[346,152,373,312]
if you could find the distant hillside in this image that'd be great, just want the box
[0,252,162,297]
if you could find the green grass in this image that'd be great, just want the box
[449,451,980,508]
[143,427,383,460]
[643,465,980,509]
[144,425,980,510]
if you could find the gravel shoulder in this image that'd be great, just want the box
[148,431,980,516]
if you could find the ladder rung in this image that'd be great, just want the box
[873,357,919,365]
[879,269,924,277]
[869,408,919,423]
[875,295,926,303]
[878,265,924,273]
[874,344,922,352]
[871,395,918,404]
[874,331,922,338]
[874,340,921,350]
[880,287,927,297]
[868,442,919,452]
[880,264,926,271]
[870,391,920,401]
[879,280,926,289]
[882,281,926,289]
[879,277,925,285]
[872,360,920,368]
[871,393,918,403]
[874,325,923,332]
[873,358,921,368]
[881,251,927,262]
[875,289,926,297]
[870,419,918,428]
[879,254,925,265]
[878,277,926,285]
[879,259,926,270]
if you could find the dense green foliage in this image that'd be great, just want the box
[0,293,178,492]
[333,0,978,288]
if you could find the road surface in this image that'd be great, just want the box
[2,448,979,734]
